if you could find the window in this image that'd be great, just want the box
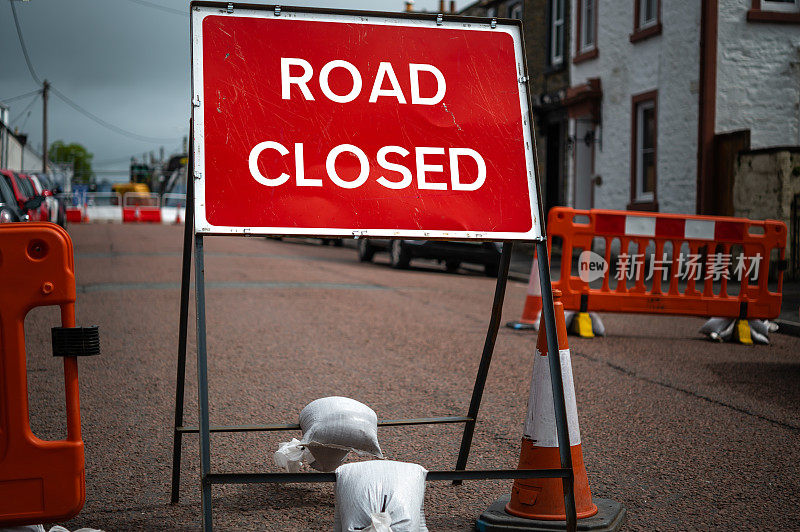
[762,0,799,12]
[631,0,662,42]
[748,0,800,22]
[550,0,566,65]
[580,0,596,52]
[631,92,658,207]
[509,2,522,19]
[574,0,598,63]
[638,0,657,28]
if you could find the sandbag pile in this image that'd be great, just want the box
[274,397,428,531]
[699,317,776,344]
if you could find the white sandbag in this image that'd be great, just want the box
[275,397,383,472]
[699,317,731,336]
[749,319,770,344]
[334,461,428,532]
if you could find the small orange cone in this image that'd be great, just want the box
[477,290,625,531]
[505,289,596,520]
[507,252,542,330]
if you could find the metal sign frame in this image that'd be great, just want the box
[171,3,577,531]
[189,2,542,241]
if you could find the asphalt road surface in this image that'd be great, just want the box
[20,224,800,531]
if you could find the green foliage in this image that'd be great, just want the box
[49,140,94,184]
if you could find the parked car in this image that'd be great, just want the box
[357,238,502,276]
[29,173,65,227]
[0,171,25,223]
[0,170,46,221]
[20,174,50,222]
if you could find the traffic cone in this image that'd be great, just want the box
[477,290,625,531]
[507,252,542,330]
[175,204,183,225]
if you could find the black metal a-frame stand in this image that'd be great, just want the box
[169,153,578,531]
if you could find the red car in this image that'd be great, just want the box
[0,170,46,221]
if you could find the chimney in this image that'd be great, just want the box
[439,0,445,12]
[450,1,456,13]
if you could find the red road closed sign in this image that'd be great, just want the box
[191,5,542,240]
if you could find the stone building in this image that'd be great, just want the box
[565,0,800,216]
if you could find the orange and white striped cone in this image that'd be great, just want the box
[506,252,542,331]
[477,290,625,531]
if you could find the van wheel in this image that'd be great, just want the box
[445,260,461,273]
[389,240,411,269]
[357,238,375,262]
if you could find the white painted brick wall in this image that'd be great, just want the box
[717,1,800,148]
[570,1,701,215]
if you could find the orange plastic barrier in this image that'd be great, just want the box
[548,208,786,320]
[0,223,85,526]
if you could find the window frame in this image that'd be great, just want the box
[762,0,799,13]
[574,0,598,64]
[549,0,566,66]
[748,0,800,22]
[629,91,659,211]
[509,1,522,20]
[630,0,662,42]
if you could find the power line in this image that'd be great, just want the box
[8,0,42,85]
[10,91,40,125]
[0,88,42,105]
[51,86,180,143]
[121,0,187,16]
[7,0,182,144]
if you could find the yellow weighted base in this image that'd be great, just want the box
[572,312,595,338]
[735,319,753,345]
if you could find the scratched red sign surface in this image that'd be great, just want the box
[192,7,541,239]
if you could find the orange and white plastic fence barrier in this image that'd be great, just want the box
[546,207,786,339]
[122,192,162,223]
[59,192,186,224]
[85,192,122,223]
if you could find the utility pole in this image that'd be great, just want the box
[42,79,49,173]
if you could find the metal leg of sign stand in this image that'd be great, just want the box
[195,234,214,531]
[536,239,577,532]
[170,168,195,505]
[452,241,513,484]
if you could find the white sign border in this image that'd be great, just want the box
[190,4,543,241]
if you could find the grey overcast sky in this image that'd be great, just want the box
[0,0,462,181]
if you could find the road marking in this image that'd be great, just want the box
[77,281,392,293]
[75,251,345,263]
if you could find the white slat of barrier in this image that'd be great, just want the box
[684,219,715,241]
[84,192,122,222]
[624,216,656,237]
